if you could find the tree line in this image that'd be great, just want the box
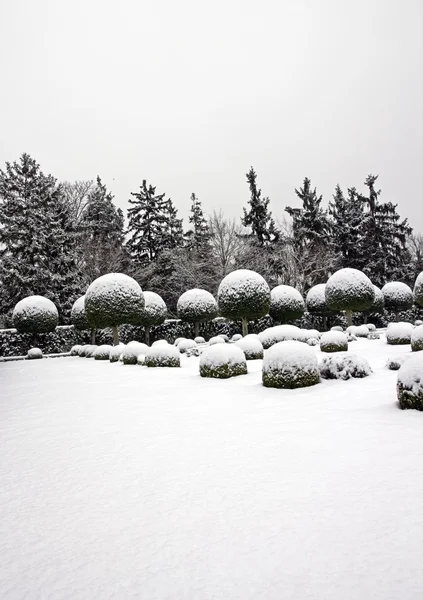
[0,153,422,325]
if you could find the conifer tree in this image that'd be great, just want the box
[185,193,211,251]
[242,167,279,245]
[328,185,364,269]
[162,198,184,250]
[286,177,331,249]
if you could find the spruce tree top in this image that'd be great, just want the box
[138,291,167,327]
[71,295,90,330]
[242,167,279,245]
[414,272,423,307]
[325,268,374,312]
[177,289,218,323]
[12,295,58,334]
[218,269,271,321]
[85,273,145,329]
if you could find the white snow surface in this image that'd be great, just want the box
[12,295,58,320]
[397,352,423,391]
[200,343,246,368]
[1,337,423,599]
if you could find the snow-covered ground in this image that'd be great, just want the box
[1,337,422,600]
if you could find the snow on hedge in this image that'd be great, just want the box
[217,269,270,324]
[325,268,374,315]
[145,344,180,368]
[178,339,197,353]
[194,336,206,344]
[269,285,305,322]
[70,345,82,356]
[94,345,113,360]
[320,331,348,353]
[262,340,320,389]
[12,295,58,334]
[382,282,413,312]
[355,325,370,338]
[319,353,372,380]
[27,347,43,360]
[177,289,217,323]
[397,353,423,410]
[235,335,264,360]
[413,271,423,307]
[258,325,301,349]
[199,344,247,378]
[411,324,423,352]
[109,344,125,363]
[209,336,225,345]
[386,322,414,345]
[386,355,410,371]
[231,333,243,342]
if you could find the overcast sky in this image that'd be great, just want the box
[0,0,422,231]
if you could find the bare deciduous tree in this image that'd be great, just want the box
[209,210,244,278]
[61,180,94,223]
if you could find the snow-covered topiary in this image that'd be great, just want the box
[27,347,43,360]
[415,320,423,327]
[199,344,247,379]
[209,336,225,345]
[85,345,98,358]
[320,331,348,353]
[177,288,218,338]
[231,333,243,342]
[152,339,168,347]
[382,282,413,318]
[94,345,113,360]
[331,326,343,332]
[304,329,320,340]
[411,324,423,352]
[368,331,380,340]
[85,273,144,345]
[262,340,320,389]
[235,335,264,360]
[109,344,125,363]
[413,272,423,307]
[121,345,143,365]
[305,283,333,328]
[397,353,423,410]
[78,345,90,357]
[258,325,301,349]
[218,334,230,342]
[367,323,376,331]
[386,355,410,371]
[12,295,58,334]
[325,268,374,326]
[178,339,197,353]
[70,345,82,356]
[347,333,357,342]
[363,285,385,319]
[319,353,372,380]
[218,269,270,335]
[174,337,185,347]
[70,295,90,331]
[138,291,167,345]
[307,338,319,346]
[386,322,414,345]
[269,285,305,323]
[355,325,370,338]
[145,344,180,368]
[194,336,206,344]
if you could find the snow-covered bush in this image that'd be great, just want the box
[258,325,301,349]
[231,333,243,342]
[411,324,423,352]
[110,344,125,363]
[178,339,197,353]
[262,340,320,389]
[367,323,376,331]
[355,325,370,338]
[331,326,343,332]
[362,285,385,320]
[347,333,357,342]
[78,345,90,357]
[386,355,409,371]
[386,322,414,345]
[199,344,247,379]
[127,340,149,353]
[70,345,82,356]
[325,268,374,326]
[382,282,413,318]
[121,345,143,365]
[177,289,218,338]
[70,295,90,331]
[307,338,319,346]
[319,353,372,380]
[85,273,145,344]
[305,284,333,328]
[415,320,423,327]
[235,335,264,359]
[138,291,167,345]
[414,272,423,307]
[320,331,348,353]
[27,347,43,360]
[269,285,305,323]
[194,336,206,344]
[12,296,58,334]
[218,269,270,335]
[85,345,98,358]
[152,339,168,346]
[145,344,180,368]
[94,344,113,360]
[218,334,230,342]
[174,337,185,347]
[209,336,225,345]
[397,353,423,410]
[368,331,380,340]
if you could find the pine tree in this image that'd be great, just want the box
[0,153,82,320]
[357,175,412,286]
[162,198,184,251]
[328,185,364,269]
[242,167,279,245]
[185,193,211,251]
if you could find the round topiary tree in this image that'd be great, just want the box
[138,291,167,346]
[177,288,218,338]
[413,272,423,307]
[269,285,305,323]
[397,353,423,410]
[12,296,58,346]
[381,282,413,321]
[362,285,384,324]
[85,273,145,345]
[218,269,270,336]
[71,295,96,344]
[305,284,332,330]
[325,268,374,327]
[262,340,320,389]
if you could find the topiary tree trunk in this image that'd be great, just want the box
[91,328,96,344]
[194,322,200,338]
[345,310,352,327]
[145,326,150,346]
[112,325,119,345]
[242,317,248,336]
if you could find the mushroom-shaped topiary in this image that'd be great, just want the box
[413,272,423,307]
[397,353,423,410]
[177,288,218,338]
[325,268,374,326]
[138,291,167,346]
[85,273,145,345]
[71,295,96,344]
[262,340,320,389]
[218,269,270,336]
[305,284,332,330]
[362,285,384,323]
[320,331,348,353]
[411,324,423,352]
[381,282,413,321]
[12,296,58,345]
[269,285,305,323]
[200,344,247,378]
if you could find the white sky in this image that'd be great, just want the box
[0,0,422,231]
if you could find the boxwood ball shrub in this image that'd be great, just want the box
[110,344,125,363]
[397,353,423,410]
[413,272,423,307]
[258,325,301,349]
[94,344,113,360]
[386,355,409,371]
[78,344,90,357]
[85,273,145,345]
[355,325,370,338]
[331,326,343,332]
[177,288,218,338]
[362,285,384,322]
[70,345,82,356]
[218,269,270,336]
[262,340,320,389]
[307,338,319,346]
[178,339,197,353]
[386,322,414,345]
[320,331,348,353]
[199,344,247,379]
[381,282,413,320]
[231,334,243,342]
[235,335,264,360]
[138,291,167,345]
[319,353,372,380]
[269,285,305,323]
[305,283,333,330]
[325,268,374,326]
[85,345,98,358]
[70,295,90,331]
[209,336,225,345]
[27,347,43,360]
[12,295,58,335]
[145,344,180,368]
[411,324,423,352]
[194,336,206,344]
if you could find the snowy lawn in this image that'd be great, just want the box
[1,337,422,600]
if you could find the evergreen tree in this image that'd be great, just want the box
[162,198,184,251]
[0,153,82,320]
[242,167,279,245]
[185,193,211,251]
[328,185,364,269]
[357,175,412,287]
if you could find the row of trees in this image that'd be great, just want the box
[0,153,422,324]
